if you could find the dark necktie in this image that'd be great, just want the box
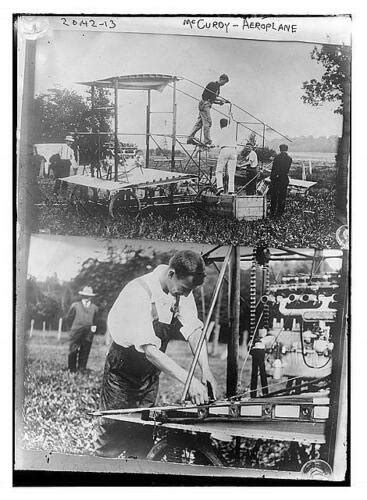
[170,295,180,324]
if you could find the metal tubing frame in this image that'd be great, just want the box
[325,249,349,471]
[179,75,291,143]
[180,246,233,402]
[171,80,177,172]
[146,89,151,168]
[114,79,119,182]
[226,246,241,397]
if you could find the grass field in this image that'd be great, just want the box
[37,180,339,248]
[20,330,317,470]
[21,330,237,456]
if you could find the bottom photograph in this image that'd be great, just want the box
[15,236,348,483]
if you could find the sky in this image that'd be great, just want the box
[27,235,214,281]
[33,30,343,149]
[28,235,341,282]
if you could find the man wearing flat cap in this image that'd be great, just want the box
[270,144,292,216]
[187,74,230,147]
[66,286,98,373]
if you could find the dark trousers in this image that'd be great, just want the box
[68,328,93,372]
[270,178,289,215]
[95,342,159,458]
[246,169,258,195]
[250,348,269,398]
[54,160,71,192]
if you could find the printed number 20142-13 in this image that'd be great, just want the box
[60,18,117,29]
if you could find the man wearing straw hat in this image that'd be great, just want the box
[58,135,77,177]
[66,286,98,373]
[53,135,77,192]
[95,250,217,458]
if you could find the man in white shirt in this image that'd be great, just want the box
[95,250,217,458]
[215,118,238,195]
[238,143,259,195]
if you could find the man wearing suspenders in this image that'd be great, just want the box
[95,250,217,458]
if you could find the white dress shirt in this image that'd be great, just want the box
[58,143,76,168]
[218,122,238,149]
[247,150,258,169]
[107,265,203,353]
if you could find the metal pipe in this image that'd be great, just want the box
[325,250,349,470]
[227,246,241,397]
[179,76,291,142]
[146,89,151,168]
[180,246,232,402]
[171,80,177,173]
[114,79,119,182]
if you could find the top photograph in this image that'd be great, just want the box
[18,15,351,248]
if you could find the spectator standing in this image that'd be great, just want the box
[270,144,292,216]
[53,135,77,192]
[66,286,98,373]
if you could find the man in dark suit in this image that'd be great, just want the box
[270,144,292,216]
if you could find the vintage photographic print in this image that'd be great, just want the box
[15,14,350,485]
[16,236,347,481]
[18,15,350,247]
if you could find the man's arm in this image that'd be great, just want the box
[142,344,209,405]
[91,307,98,333]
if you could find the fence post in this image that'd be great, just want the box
[42,321,46,334]
[302,162,306,180]
[30,319,34,338]
[57,318,63,341]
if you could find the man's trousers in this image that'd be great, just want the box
[216,147,237,193]
[94,342,159,458]
[270,178,289,215]
[189,100,212,144]
[68,327,93,372]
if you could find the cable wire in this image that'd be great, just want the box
[180,75,292,143]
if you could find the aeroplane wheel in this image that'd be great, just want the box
[109,190,141,219]
[300,459,332,480]
[195,185,217,204]
[147,436,223,466]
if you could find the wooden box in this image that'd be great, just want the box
[202,194,267,221]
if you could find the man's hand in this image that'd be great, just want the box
[91,326,97,333]
[201,370,217,400]
[188,378,209,405]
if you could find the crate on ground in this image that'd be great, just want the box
[202,193,267,221]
